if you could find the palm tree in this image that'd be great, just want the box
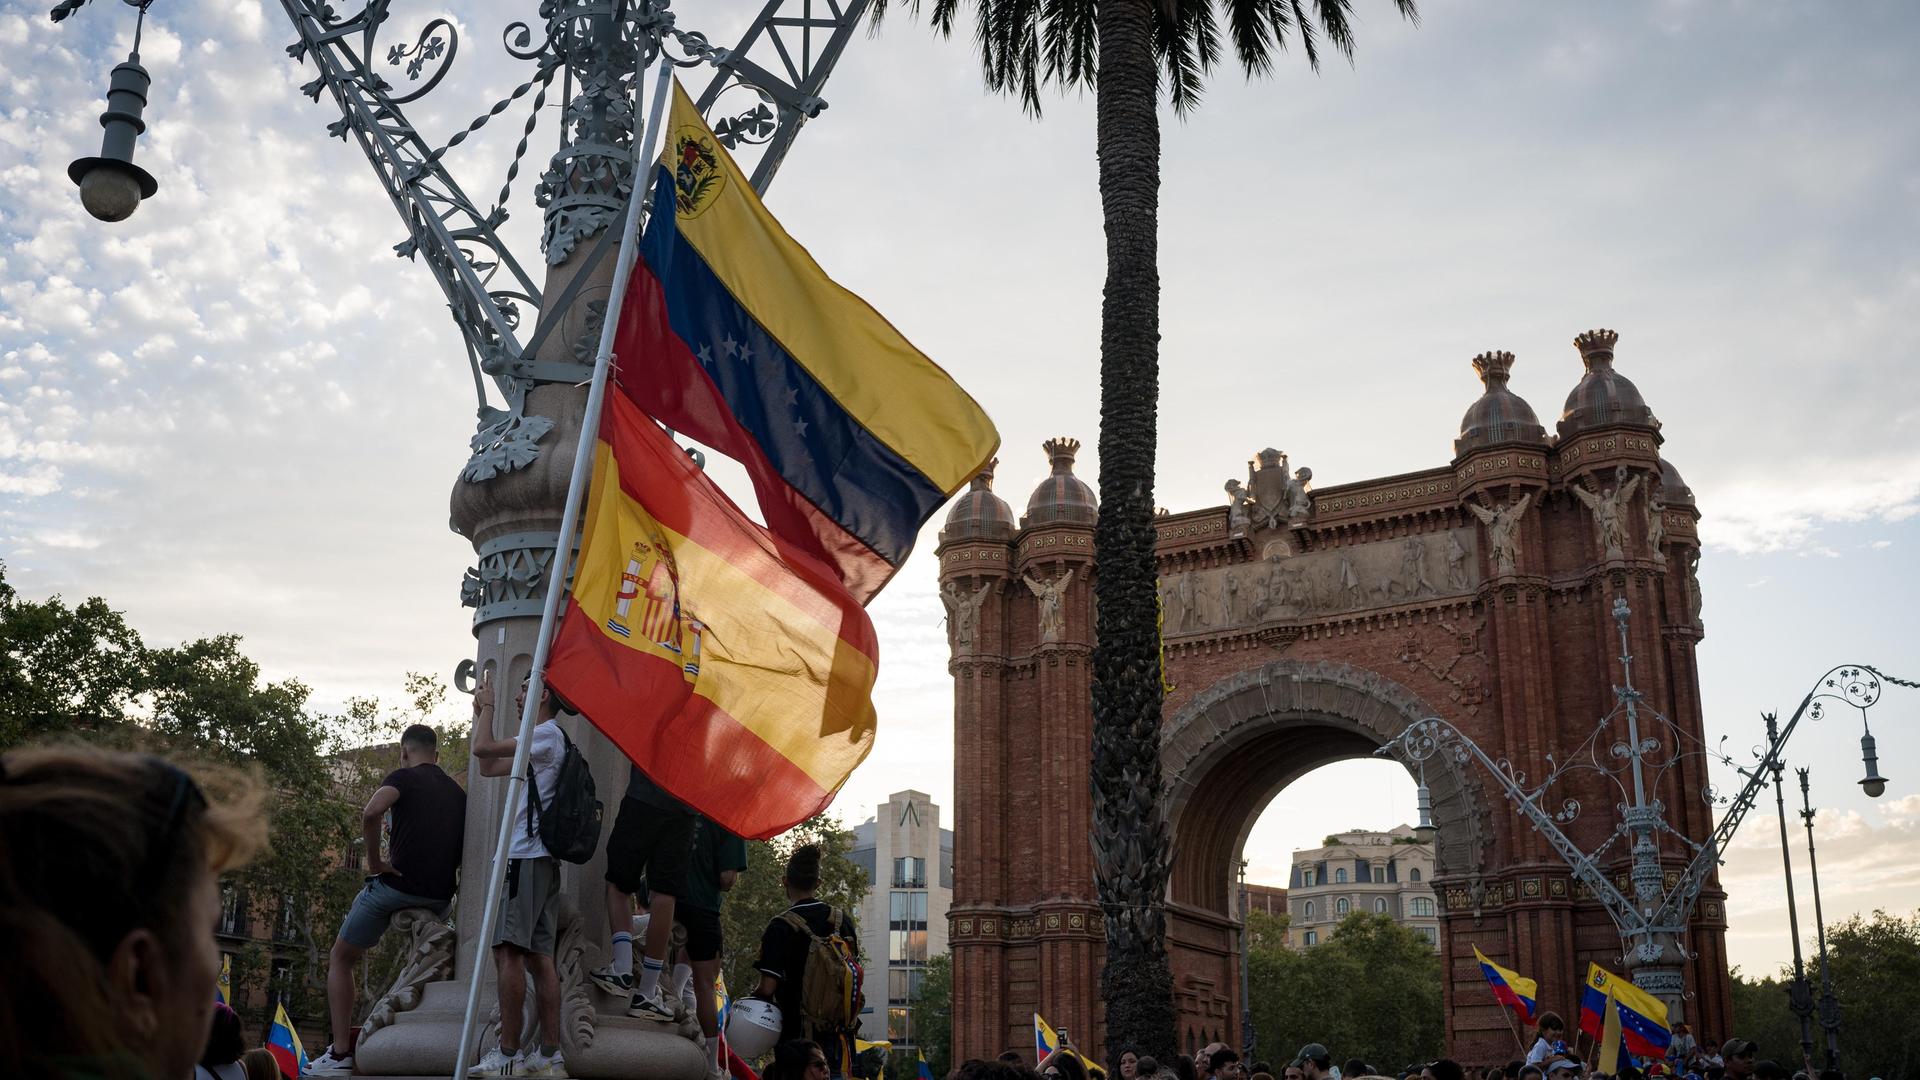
[874,0,1418,1061]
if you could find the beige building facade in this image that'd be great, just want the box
[849,790,954,1049]
[1286,824,1440,949]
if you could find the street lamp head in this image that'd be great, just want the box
[1858,731,1888,798]
[68,54,159,222]
[1414,777,1437,844]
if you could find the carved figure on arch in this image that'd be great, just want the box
[1572,465,1642,561]
[1224,479,1253,537]
[941,580,994,650]
[1467,491,1533,578]
[1023,567,1076,644]
[1286,466,1315,520]
[1645,484,1668,566]
[1445,531,1471,590]
[1247,448,1292,530]
[1399,535,1435,597]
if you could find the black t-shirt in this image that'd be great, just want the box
[380,763,466,901]
[755,900,860,1054]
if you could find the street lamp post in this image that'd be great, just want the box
[51,0,161,221]
[1238,859,1255,1060]
[1379,597,1906,1016]
[1797,768,1841,1072]
[1767,721,1816,1068]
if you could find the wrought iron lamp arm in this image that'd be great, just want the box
[1379,718,1642,927]
[1649,665,1898,931]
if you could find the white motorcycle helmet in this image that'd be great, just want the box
[725,998,783,1059]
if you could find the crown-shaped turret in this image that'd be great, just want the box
[1559,328,1659,440]
[1455,349,1546,458]
[1025,437,1097,527]
[943,457,1014,542]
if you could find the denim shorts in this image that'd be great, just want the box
[339,876,450,949]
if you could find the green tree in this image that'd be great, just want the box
[1730,909,1920,1080]
[1249,912,1441,1071]
[867,0,1419,1060]
[717,814,871,1009]
[0,562,455,1036]
[913,952,954,1078]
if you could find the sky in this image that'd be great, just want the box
[3,0,1918,980]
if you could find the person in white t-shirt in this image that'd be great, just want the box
[466,669,571,1078]
[1527,1013,1570,1067]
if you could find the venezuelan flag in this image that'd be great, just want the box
[919,1051,937,1080]
[1473,945,1538,1024]
[546,390,878,839]
[215,952,230,1005]
[266,1002,306,1078]
[1580,963,1673,1059]
[618,79,1000,605]
[1035,1012,1062,1063]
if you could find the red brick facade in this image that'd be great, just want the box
[938,342,1730,1064]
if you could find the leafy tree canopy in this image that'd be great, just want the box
[1730,908,1920,1080]
[1249,911,1442,1071]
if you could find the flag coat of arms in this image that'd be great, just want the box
[1581,962,1673,1064]
[617,79,999,604]
[1473,945,1538,1024]
[545,390,879,839]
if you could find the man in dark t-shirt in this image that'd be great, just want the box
[308,725,466,1077]
[754,844,860,1076]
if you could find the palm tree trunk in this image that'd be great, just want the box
[1091,0,1175,1063]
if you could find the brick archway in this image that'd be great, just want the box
[940,376,1730,1063]
[1160,660,1492,918]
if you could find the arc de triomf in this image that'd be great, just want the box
[935,331,1730,1063]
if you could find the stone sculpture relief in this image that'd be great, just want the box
[1246,448,1314,529]
[1466,492,1533,578]
[1224,479,1252,537]
[1159,526,1481,634]
[356,908,456,1041]
[1571,465,1642,562]
[941,580,994,650]
[1686,549,1704,625]
[1023,567,1076,644]
[1645,484,1668,566]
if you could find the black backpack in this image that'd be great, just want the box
[527,727,603,864]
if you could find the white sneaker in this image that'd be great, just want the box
[524,1047,569,1077]
[469,1046,527,1076]
[588,964,633,996]
[305,1047,354,1076]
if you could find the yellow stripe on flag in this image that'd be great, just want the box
[660,80,997,492]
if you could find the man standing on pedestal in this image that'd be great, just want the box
[467,672,571,1078]
[308,725,466,1077]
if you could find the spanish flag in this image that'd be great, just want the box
[545,390,878,839]
[1472,945,1538,1024]
[617,79,999,605]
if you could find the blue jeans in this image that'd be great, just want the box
[338,876,449,948]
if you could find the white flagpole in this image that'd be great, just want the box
[451,51,678,1080]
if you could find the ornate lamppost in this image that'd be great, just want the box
[1380,598,1905,1014]
[1238,858,1255,1059]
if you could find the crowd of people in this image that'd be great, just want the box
[3,704,1878,1080]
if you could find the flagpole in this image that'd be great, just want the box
[451,50,677,1080]
[1498,1003,1527,1057]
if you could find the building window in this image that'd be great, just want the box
[276,895,301,942]
[893,857,926,888]
[1303,930,1317,947]
[344,840,363,871]
[1335,898,1350,916]
[1410,868,1422,882]
[1411,897,1435,917]
[889,929,929,963]
[267,957,293,1011]
[1303,901,1315,921]
[889,967,926,1004]
[1418,926,1438,944]
[1374,897,1389,914]
[890,889,928,963]
[1335,868,1348,884]
[1300,868,1314,887]
[888,1006,913,1041]
[218,887,246,937]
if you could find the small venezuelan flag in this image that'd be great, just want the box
[266,1002,306,1079]
[1579,963,1611,1042]
[1034,1012,1062,1063]
[1472,945,1538,1024]
[214,953,231,1005]
[618,79,999,605]
[919,1051,937,1080]
[546,390,879,840]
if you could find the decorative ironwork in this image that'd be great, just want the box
[461,530,575,628]
[1380,595,1910,1007]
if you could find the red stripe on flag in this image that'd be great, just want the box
[618,256,897,604]
[599,391,879,663]
[267,1044,298,1079]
